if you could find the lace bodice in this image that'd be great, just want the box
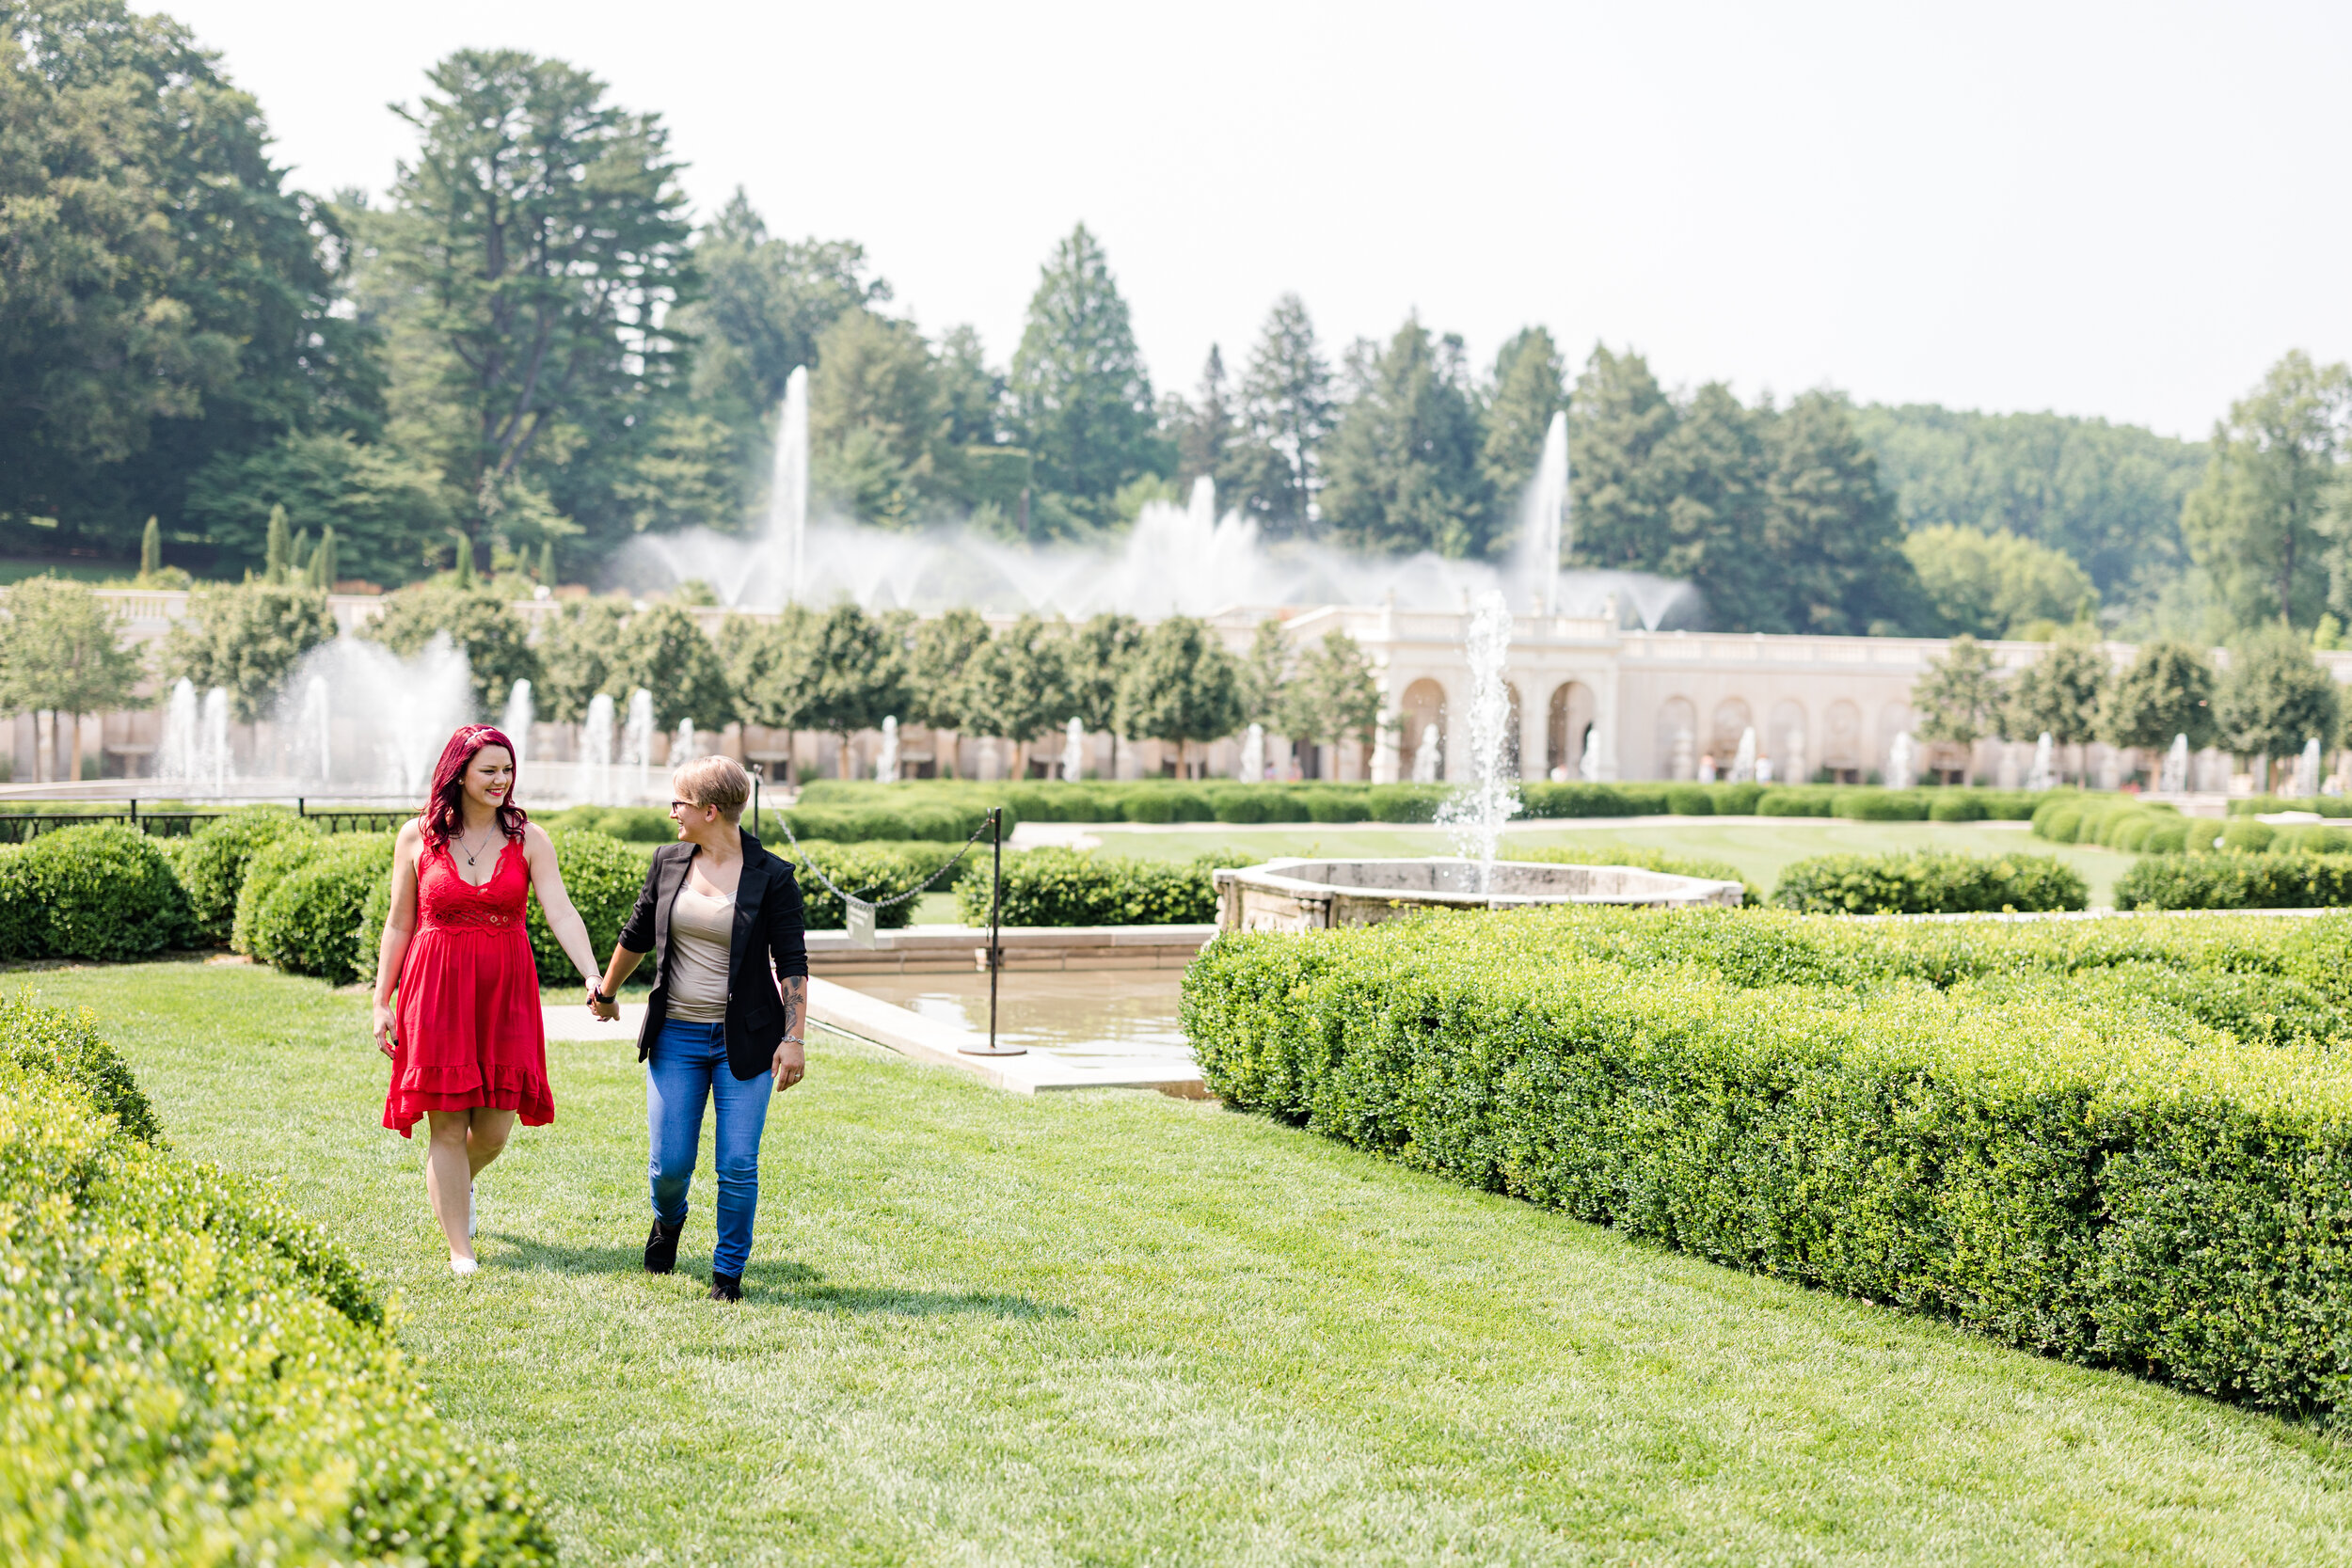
[416,837,529,932]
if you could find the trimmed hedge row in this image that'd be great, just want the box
[0,998,557,1563]
[2032,796,2198,854]
[2228,794,2352,818]
[2115,852,2352,911]
[953,848,1223,927]
[792,778,2043,832]
[169,807,317,943]
[1771,849,2088,914]
[1184,906,2352,1423]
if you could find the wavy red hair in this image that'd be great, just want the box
[420,724,529,848]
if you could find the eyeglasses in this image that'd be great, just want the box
[669,799,710,814]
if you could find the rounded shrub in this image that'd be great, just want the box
[2219,819,2276,853]
[1305,790,1371,823]
[1833,787,1929,821]
[527,829,658,978]
[1366,783,1448,823]
[171,807,317,945]
[2141,819,2194,854]
[1712,782,1765,816]
[1665,784,1715,816]
[232,833,327,955]
[2037,804,2086,844]
[1756,786,1836,816]
[1929,792,1986,822]
[1214,788,1272,824]
[249,834,395,986]
[0,824,191,960]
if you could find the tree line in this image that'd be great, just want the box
[1912,626,2342,790]
[14,2,2326,650]
[0,572,1384,783]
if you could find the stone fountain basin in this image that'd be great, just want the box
[1213,857,1746,934]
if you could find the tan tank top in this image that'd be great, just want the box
[665,884,735,1022]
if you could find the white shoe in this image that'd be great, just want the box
[450,1256,479,1276]
[468,1182,477,1239]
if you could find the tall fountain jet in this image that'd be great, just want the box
[1439,590,1523,890]
[1522,411,1569,616]
[502,679,534,768]
[770,366,810,603]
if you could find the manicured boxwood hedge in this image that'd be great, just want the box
[2115,852,2352,911]
[0,1001,555,1563]
[1184,905,2352,1423]
[246,833,397,986]
[0,824,190,961]
[955,848,1224,927]
[2228,794,2352,818]
[167,807,318,945]
[788,778,2041,834]
[1771,849,2087,914]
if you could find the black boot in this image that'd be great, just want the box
[708,1272,742,1302]
[644,1218,683,1275]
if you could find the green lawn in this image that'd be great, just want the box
[1086,819,2137,908]
[21,958,2350,1564]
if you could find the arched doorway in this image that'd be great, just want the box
[1768,699,1808,784]
[1823,700,1863,784]
[1547,681,1596,778]
[1399,679,1447,781]
[1708,698,1753,775]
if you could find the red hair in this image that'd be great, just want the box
[420,724,529,848]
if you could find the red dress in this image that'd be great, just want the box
[382,837,553,1137]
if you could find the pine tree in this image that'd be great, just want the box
[1232,293,1334,538]
[139,516,162,578]
[537,541,556,586]
[1566,346,1678,571]
[1009,224,1161,525]
[1320,318,1488,557]
[450,529,475,588]
[310,527,339,591]
[1170,346,1236,496]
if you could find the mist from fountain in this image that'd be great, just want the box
[774,367,809,602]
[1729,727,1757,784]
[878,716,900,782]
[2160,734,2189,794]
[2295,736,2323,798]
[625,470,1702,627]
[292,676,331,786]
[502,680,534,767]
[1438,590,1523,890]
[1516,411,1569,615]
[199,688,231,795]
[1411,724,1440,784]
[1885,731,1915,791]
[1058,716,1082,782]
[278,636,471,798]
[621,689,656,801]
[580,694,615,806]
[159,679,198,783]
[2026,732,2057,791]
[675,717,695,769]
[1238,722,1265,784]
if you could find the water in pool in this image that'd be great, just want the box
[837,970,1189,1065]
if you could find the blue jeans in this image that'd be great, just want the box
[646,1019,772,1279]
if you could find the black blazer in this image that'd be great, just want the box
[617,828,809,1081]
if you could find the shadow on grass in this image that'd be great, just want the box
[486,1232,1069,1319]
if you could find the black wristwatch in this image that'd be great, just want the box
[588,984,612,1006]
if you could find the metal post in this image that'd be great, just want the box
[960,806,1024,1056]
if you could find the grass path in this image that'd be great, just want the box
[24,959,2351,1565]
[1085,819,2137,907]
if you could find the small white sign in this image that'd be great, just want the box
[845,895,877,948]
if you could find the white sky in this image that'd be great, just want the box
[167,0,2352,438]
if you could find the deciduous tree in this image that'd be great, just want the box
[363,582,539,717]
[2183,351,2351,632]
[2215,625,2341,787]
[1910,634,2003,784]
[163,580,336,723]
[1114,616,1241,778]
[0,577,141,779]
[1902,524,2098,639]
[2100,640,2216,753]
[1281,629,1381,776]
[2005,633,2108,784]
[959,614,1068,777]
[604,602,734,732]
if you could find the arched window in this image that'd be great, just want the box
[1399,679,1447,780]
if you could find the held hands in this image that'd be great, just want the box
[771,1037,805,1094]
[585,982,620,1022]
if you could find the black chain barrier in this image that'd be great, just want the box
[758,804,996,911]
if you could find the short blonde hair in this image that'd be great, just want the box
[673,754,752,821]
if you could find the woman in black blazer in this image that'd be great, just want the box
[588,755,807,1300]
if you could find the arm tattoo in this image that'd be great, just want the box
[783,974,806,1039]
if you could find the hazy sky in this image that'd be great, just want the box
[164,0,2351,438]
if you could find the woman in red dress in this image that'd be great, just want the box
[372,725,604,1275]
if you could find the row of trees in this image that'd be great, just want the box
[0,573,1386,781]
[1912,628,2342,787]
